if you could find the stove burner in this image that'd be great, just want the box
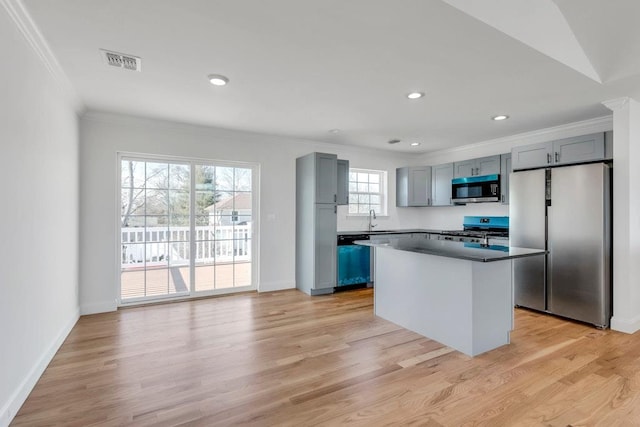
[441,230,509,238]
[439,227,509,248]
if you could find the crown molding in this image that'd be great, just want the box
[1,0,84,113]
[602,97,630,112]
[422,115,613,158]
[81,110,418,160]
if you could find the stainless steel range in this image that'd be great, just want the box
[439,216,509,246]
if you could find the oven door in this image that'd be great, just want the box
[451,174,500,204]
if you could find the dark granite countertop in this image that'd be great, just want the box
[337,229,445,236]
[354,236,545,262]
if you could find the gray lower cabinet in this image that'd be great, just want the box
[431,163,453,206]
[296,152,338,295]
[453,155,500,178]
[314,204,337,291]
[396,166,432,206]
[512,133,605,170]
[500,153,511,205]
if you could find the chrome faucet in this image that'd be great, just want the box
[368,209,377,232]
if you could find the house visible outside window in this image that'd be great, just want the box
[348,168,388,215]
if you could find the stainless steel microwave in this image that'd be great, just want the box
[451,174,500,204]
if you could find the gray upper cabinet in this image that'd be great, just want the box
[512,133,605,171]
[477,155,501,175]
[500,153,511,205]
[431,163,454,206]
[453,155,500,178]
[336,159,349,205]
[396,166,432,207]
[453,159,475,178]
[315,153,338,203]
[553,133,605,165]
[511,141,552,170]
[605,131,613,159]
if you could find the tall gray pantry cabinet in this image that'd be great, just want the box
[296,152,345,295]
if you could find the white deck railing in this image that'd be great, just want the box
[121,224,251,267]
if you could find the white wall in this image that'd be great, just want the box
[0,4,80,425]
[79,112,428,313]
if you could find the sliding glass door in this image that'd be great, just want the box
[193,165,253,292]
[119,156,257,304]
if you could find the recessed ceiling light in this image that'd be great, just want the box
[407,92,424,100]
[492,115,509,121]
[388,139,401,145]
[410,142,421,146]
[208,74,229,86]
[329,129,341,134]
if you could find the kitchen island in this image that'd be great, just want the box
[356,235,545,357]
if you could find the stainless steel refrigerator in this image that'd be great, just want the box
[509,162,611,328]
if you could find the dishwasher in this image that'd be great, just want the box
[336,234,371,288]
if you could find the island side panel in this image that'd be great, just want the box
[373,247,474,356]
[471,260,513,356]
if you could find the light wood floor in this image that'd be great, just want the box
[12,288,640,426]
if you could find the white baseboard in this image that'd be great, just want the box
[611,314,640,334]
[0,308,80,427]
[80,299,117,315]
[258,281,295,292]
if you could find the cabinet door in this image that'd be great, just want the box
[511,142,552,170]
[500,153,511,204]
[552,133,605,165]
[477,155,501,176]
[336,159,349,205]
[314,204,337,290]
[453,159,476,178]
[315,153,337,204]
[431,163,453,206]
[396,167,410,207]
[408,167,432,206]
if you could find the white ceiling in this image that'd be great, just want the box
[21,0,640,152]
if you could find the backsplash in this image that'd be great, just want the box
[336,202,509,232]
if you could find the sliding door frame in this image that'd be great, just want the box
[116,152,260,307]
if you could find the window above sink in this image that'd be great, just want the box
[348,168,388,216]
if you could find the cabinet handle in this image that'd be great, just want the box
[334,205,337,213]
[547,153,551,164]
[334,194,337,202]
[502,194,505,203]
[428,198,431,206]
[555,152,559,162]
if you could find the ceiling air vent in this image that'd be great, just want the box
[100,49,141,72]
